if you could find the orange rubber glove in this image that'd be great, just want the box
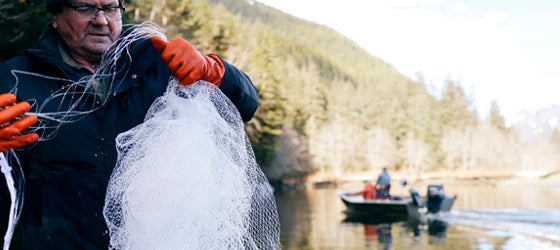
[0,94,39,152]
[151,36,225,87]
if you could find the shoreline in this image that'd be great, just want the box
[299,169,560,190]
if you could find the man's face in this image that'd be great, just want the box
[52,0,123,62]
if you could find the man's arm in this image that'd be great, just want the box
[218,59,259,122]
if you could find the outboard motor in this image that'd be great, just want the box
[426,185,445,213]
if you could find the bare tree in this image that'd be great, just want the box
[364,126,399,171]
[400,132,434,173]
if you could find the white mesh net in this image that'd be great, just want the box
[1,152,23,250]
[103,80,280,249]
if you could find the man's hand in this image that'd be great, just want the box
[0,94,39,152]
[151,36,225,87]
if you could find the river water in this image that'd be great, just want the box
[275,179,560,249]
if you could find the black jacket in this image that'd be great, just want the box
[0,24,259,249]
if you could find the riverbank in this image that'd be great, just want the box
[302,168,560,190]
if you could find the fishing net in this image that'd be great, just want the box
[101,23,280,249]
[103,80,280,249]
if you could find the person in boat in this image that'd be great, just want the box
[376,167,391,199]
[350,180,376,200]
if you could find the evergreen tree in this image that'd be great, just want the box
[488,100,507,131]
[0,0,50,61]
[438,79,478,130]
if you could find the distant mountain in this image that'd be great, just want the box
[510,105,560,142]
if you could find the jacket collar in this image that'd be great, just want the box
[25,23,86,82]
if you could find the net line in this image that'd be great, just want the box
[9,22,166,141]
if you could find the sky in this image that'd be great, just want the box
[255,0,560,123]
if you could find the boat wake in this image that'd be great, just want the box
[448,209,560,249]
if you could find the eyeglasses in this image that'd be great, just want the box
[64,3,125,21]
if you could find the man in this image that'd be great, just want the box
[376,167,391,199]
[350,180,376,200]
[0,0,259,248]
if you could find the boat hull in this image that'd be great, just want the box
[338,190,457,220]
